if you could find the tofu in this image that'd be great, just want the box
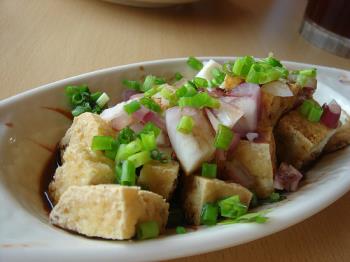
[49,113,116,204]
[324,110,350,153]
[49,185,169,240]
[230,128,276,198]
[275,110,336,170]
[138,160,179,200]
[259,82,299,129]
[182,176,252,225]
[195,59,222,81]
[165,107,216,174]
[219,75,242,90]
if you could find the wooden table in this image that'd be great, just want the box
[1,0,349,261]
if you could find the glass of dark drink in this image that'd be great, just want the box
[300,0,350,58]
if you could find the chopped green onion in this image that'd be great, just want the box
[120,160,136,186]
[214,124,234,150]
[65,85,90,97]
[211,68,225,86]
[116,139,143,161]
[71,93,85,105]
[262,54,283,67]
[201,163,217,178]
[218,209,270,225]
[246,63,282,84]
[90,91,102,102]
[178,92,220,109]
[96,92,110,108]
[193,77,209,88]
[154,77,166,85]
[117,127,136,144]
[140,97,161,113]
[142,75,157,92]
[218,195,248,219]
[267,192,284,203]
[140,133,156,150]
[127,150,151,168]
[187,56,203,71]
[249,193,259,208]
[114,162,122,183]
[299,99,323,122]
[144,85,162,97]
[174,72,183,81]
[150,149,168,163]
[177,115,194,134]
[232,56,255,77]
[175,83,197,98]
[104,140,119,160]
[91,136,115,151]
[175,226,186,234]
[71,103,92,117]
[160,87,177,106]
[299,68,317,77]
[139,122,161,138]
[124,100,141,114]
[200,203,219,226]
[122,80,141,91]
[137,221,159,240]
[222,62,234,75]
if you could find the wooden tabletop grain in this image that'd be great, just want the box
[0,0,349,261]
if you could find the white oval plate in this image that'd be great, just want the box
[0,58,350,262]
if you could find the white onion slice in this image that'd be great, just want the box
[261,81,293,97]
[246,132,259,142]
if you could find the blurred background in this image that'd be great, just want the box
[0,0,349,101]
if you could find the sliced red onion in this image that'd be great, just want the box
[227,83,260,97]
[246,132,259,142]
[132,106,150,122]
[129,122,144,133]
[222,83,261,134]
[212,100,244,129]
[143,111,166,130]
[207,88,226,98]
[226,132,241,159]
[321,100,341,129]
[129,93,144,100]
[261,81,293,97]
[274,162,303,192]
[205,109,220,133]
[100,101,134,130]
[122,89,140,101]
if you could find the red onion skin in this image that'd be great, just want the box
[122,89,140,101]
[321,103,341,129]
[274,162,303,192]
[143,111,166,130]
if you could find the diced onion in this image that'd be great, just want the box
[320,100,341,129]
[261,81,294,97]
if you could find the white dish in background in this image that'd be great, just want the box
[0,57,350,262]
[103,0,200,8]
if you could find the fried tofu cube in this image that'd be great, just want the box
[49,113,116,204]
[259,82,299,129]
[229,129,276,198]
[138,160,179,200]
[324,110,350,153]
[182,176,252,225]
[49,185,169,240]
[275,110,336,169]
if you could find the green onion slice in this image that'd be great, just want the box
[201,163,217,178]
[218,195,248,219]
[187,56,203,71]
[137,221,159,240]
[120,160,136,186]
[124,100,141,114]
[177,115,194,134]
[200,203,219,226]
[96,92,110,108]
[214,124,234,150]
